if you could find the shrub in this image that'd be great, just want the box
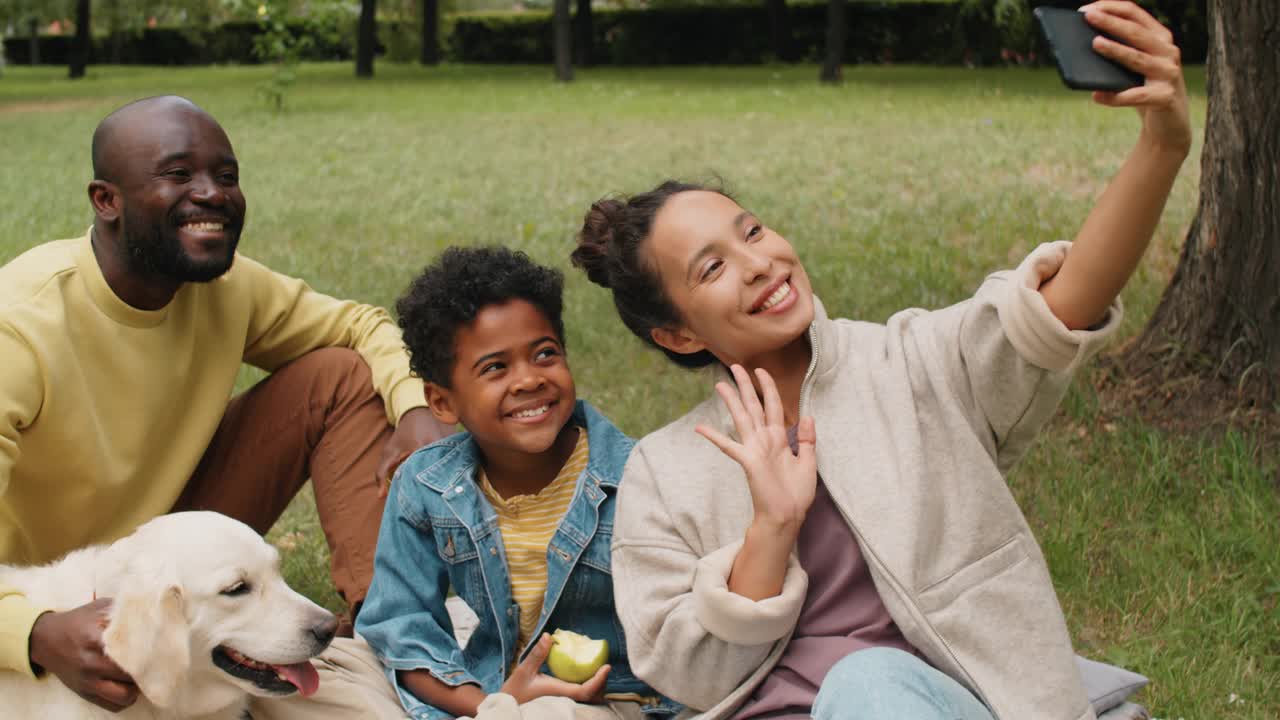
[1,0,1207,68]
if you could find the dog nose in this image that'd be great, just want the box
[310,614,339,647]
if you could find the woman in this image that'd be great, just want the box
[569,3,1190,720]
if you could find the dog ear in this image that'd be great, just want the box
[103,581,190,709]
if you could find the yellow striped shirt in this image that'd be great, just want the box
[479,427,589,650]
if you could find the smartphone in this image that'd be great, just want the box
[1034,6,1144,92]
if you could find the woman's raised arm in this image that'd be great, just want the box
[1038,1,1192,330]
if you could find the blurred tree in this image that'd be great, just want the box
[251,1,348,108]
[572,0,590,67]
[29,17,42,64]
[819,0,844,82]
[101,0,124,63]
[960,0,1208,62]
[355,0,375,75]
[1125,0,1280,410]
[68,0,89,77]
[0,0,56,33]
[0,0,67,66]
[765,0,791,62]
[553,0,571,81]
[420,0,438,64]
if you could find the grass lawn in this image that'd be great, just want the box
[2,61,1275,718]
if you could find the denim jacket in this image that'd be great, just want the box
[358,400,681,720]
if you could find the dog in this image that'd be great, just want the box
[0,511,338,719]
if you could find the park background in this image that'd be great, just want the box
[1,0,1275,718]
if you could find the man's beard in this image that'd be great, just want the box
[122,206,241,283]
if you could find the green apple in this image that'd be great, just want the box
[546,629,609,683]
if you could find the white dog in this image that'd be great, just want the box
[0,511,338,720]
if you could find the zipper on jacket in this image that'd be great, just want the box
[803,317,987,711]
[797,322,820,419]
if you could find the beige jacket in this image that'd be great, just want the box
[610,242,1120,720]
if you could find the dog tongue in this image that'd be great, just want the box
[273,661,320,697]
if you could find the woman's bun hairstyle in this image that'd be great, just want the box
[571,180,729,370]
[571,198,626,290]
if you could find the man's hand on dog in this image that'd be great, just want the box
[29,599,139,713]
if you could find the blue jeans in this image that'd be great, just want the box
[812,648,995,720]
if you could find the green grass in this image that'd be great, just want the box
[2,62,1275,718]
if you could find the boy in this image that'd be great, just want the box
[357,247,680,720]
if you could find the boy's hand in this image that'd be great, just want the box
[1082,1,1192,154]
[377,408,455,497]
[500,633,611,704]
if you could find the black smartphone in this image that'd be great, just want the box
[1034,6,1144,92]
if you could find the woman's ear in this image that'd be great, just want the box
[87,180,122,223]
[424,383,460,426]
[651,326,709,357]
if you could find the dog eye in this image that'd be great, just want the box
[220,581,251,597]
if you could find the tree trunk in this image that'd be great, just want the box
[29,18,40,66]
[766,0,791,62]
[553,0,573,82]
[420,0,439,65]
[1128,0,1280,403]
[819,0,845,83]
[573,0,593,68]
[356,0,376,78]
[69,0,90,79]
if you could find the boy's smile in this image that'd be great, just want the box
[425,299,578,486]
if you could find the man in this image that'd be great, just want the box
[0,95,448,714]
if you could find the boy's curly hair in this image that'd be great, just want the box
[396,246,566,387]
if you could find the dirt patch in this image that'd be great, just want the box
[1091,342,1279,469]
[0,97,117,116]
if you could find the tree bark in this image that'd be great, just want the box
[356,0,376,77]
[420,0,439,65]
[819,0,845,83]
[766,0,791,62]
[69,0,90,79]
[1129,0,1280,402]
[553,0,573,82]
[573,0,593,68]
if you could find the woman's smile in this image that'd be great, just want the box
[749,278,797,315]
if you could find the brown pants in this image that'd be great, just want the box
[172,348,393,613]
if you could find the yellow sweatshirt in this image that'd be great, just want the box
[0,232,424,675]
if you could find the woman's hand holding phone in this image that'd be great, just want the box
[1081,1,1192,154]
[1037,2,1191,330]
